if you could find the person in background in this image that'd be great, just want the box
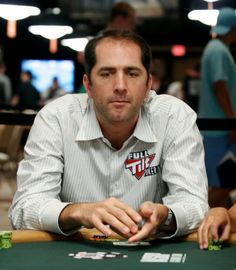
[198,7,236,187]
[166,81,185,101]
[41,76,66,104]
[0,62,12,105]
[9,30,208,243]
[198,204,236,249]
[104,1,136,31]
[11,70,40,109]
[183,64,201,112]
[149,58,169,95]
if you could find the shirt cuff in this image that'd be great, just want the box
[39,200,74,235]
[156,205,188,239]
[169,205,189,237]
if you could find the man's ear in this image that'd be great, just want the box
[146,73,153,97]
[83,74,92,97]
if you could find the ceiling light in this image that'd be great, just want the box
[0,4,40,38]
[0,4,40,20]
[61,37,92,52]
[28,12,73,54]
[188,9,219,26]
[28,25,73,40]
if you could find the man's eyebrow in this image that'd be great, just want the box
[126,66,142,71]
[98,67,116,71]
[98,66,142,72]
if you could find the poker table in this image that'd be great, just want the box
[0,229,236,270]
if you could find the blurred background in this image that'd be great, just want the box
[1,0,236,230]
[0,0,235,96]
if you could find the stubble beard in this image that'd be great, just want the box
[94,100,140,125]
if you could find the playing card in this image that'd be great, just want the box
[169,253,183,263]
[140,252,170,262]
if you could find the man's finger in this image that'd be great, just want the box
[211,225,219,242]
[198,220,210,249]
[114,200,142,224]
[127,221,153,243]
[220,224,231,241]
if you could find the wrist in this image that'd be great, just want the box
[163,208,173,226]
[159,207,176,231]
[59,203,82,232]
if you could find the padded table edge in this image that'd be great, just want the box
[3,229,236,244]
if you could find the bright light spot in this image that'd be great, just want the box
[52,8,61,15]
[203,0,219,2]
[188,9,219,26]
[171,45,186,57]
[0,4,40,20]
[28,25,73,39]
[61,37,91,52]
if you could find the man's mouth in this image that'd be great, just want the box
[109,99,129,103]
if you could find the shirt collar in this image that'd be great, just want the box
[76,99,103,141]
[76,98,157,143]
[132,108,157,143]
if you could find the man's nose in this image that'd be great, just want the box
[114,73,127,92]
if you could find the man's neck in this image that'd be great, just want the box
[100,120,138,150]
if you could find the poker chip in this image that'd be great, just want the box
[208,239,222,251]
[0,231,12,250]
[89,234,120,242]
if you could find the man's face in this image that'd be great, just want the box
[21,72,30,82]
[83,38,152,126]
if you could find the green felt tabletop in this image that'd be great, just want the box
[0,240,236,270]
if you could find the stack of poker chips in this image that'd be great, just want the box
[0,231,12,249]
[208,239,222,251]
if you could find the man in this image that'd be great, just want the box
[11,70,40,109]
[198,204,236,249]
[9,30,208,242]
[198,7,236,187]
[41,77,66,104]
[76,2,136,94]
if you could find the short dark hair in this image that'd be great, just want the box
[84,29,152,81]
[109,2,135,22]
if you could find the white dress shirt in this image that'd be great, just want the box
[9,91,209,237]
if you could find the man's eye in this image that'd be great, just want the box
[100,72,111,77]
[128,71,139,77]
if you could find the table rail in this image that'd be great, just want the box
[7,229,236,244]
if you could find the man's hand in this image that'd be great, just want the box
[197,207,231,249]
[59,197,142,238]
[127,202,172,243]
